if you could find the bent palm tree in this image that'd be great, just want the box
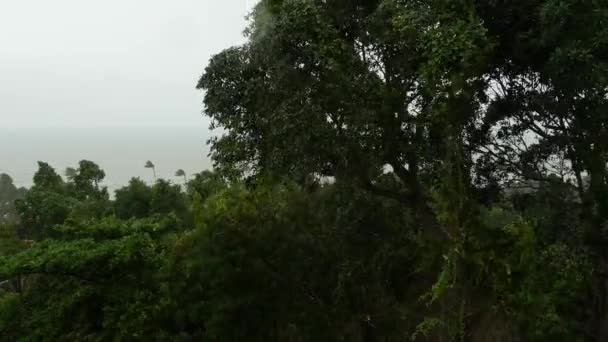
[145,160,156,181]
[175,169,187,183]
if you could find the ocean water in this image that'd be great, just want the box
[0,124,213,193]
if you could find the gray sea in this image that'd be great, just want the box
[0,123,213,193]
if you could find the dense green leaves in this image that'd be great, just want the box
[0,174,26,225]
[0,215,180,341]
[2,0,608,340]
[175,182,426,341]
[196,0,608,340]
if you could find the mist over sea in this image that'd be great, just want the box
[0,123,213,193]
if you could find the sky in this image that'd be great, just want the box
[0,0,256,189]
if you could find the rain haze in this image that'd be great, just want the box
[0,0,256,190]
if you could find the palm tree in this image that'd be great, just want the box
[175,169,187,183]
[145,160,156,180]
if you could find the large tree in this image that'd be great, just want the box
[198,0,608,339]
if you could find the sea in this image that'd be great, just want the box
[0,123,214,193]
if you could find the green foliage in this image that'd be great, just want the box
[114,177,153,219]
[14,161,112,239]
[0,215,180,341]
[115,177,190,225]
[194,0,608,339]
[174,181,427,341]
[14,189,75,239]
[70,160,107,200]
[0,224,25,257]
[3,0,608,340]
[186,170,227,201]
[0,174,26,225]
[150,179,187,217]
[31,162,63,192]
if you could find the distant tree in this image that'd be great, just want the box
[0,174,16,194]
[14,161,111,239]
[175,169,187,183]
[72,160,107,199]
[114,178,153,219]
[64,167,77,182]
[32,162,63,192]
[115,177,189,223]
[60,161,111,221]
[0,174,26,224]
[14,190,73,240]
[14,162,72,239]
[186,170,227,201]
[145,161,156,181]
[150,179,189,223]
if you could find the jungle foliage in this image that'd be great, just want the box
[2,0,608,340]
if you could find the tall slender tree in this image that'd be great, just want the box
[144,161,156,181]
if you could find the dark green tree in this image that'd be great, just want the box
[197,0,608,339]
[71,160,107,199]
[0,174,26,225]
[0,215,181,340]
[186,170,227,202]
[14,163,72,239]
[114,178,153,219]
[151,179,189,224]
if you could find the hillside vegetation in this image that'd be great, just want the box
[2,0,608,340]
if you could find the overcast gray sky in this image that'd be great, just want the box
[0,0,254,127]
[0,0,256,188]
